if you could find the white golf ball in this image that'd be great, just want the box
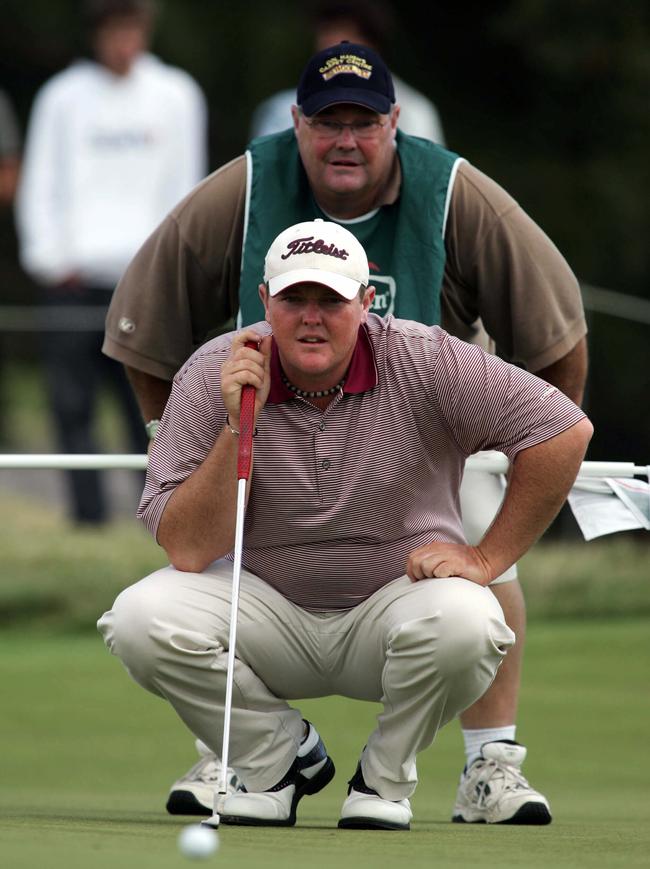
[177,823,219,860]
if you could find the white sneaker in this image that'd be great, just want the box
[166,739,243,816]
[452,740,552,825]
[220,721,335,827]
[338,762,412,831]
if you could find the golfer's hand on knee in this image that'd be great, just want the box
[221,330,272,428]
[406,542,492,586]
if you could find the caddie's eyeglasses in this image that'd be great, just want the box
[303,118,386,139]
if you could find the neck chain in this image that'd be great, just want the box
[281,373,345,399]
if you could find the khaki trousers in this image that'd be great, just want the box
[97,563,514,800]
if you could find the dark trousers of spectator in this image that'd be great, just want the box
[39,285,148,525]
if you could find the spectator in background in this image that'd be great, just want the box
[0,90,21,206]
[15,0,207,525]
[0,89,23,445]
[250,0,445,144]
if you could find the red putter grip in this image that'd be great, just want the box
[236,341,258,481]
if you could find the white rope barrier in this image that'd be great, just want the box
[0,454,148,470]
[466,455,648,479]
[580,284,650,326]
[0,453,647,479]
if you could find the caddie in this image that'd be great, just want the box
[98,220,592,830]
[102,40,588,824]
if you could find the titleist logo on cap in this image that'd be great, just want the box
[265,219,368,299]
[281,236,349,262]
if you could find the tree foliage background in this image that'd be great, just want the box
[0,0,648,462]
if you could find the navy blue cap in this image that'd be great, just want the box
[297,41,395,116]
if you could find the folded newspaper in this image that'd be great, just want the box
[567,476,650,540]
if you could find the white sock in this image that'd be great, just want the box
[463,726,516,768]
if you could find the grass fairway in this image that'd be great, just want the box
[1,621,649,868]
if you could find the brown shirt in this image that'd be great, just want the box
[104,155,586,381]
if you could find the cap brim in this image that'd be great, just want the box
[267,268,364,300]
[300,87,392,117]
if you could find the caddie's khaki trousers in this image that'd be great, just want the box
[97,563,514,800]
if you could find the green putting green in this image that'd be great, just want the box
[1,620,648,868]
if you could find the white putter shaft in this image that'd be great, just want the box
[201,473,247,831]
[201,351,258,831]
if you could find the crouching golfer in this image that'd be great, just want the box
[98,219,592,830]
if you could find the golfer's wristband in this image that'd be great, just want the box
[226,415,258,438]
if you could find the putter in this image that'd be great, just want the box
[202,343,257,830]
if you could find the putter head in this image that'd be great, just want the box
[201,813,220,829]
[200,787,227,829]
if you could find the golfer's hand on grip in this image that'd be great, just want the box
[221,330,272,429]
[407,541,493,587]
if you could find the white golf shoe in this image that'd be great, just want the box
[219,721,335,827]
[338,763,412,831]
[452,740,552,825]
[166,739,243,816]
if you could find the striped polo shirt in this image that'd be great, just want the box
[139,314,585,611]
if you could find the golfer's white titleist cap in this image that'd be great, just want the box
[264,219,369,299]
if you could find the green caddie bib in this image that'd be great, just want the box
[239,129,462,327]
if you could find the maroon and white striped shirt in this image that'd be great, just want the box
[139,314,585,610]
